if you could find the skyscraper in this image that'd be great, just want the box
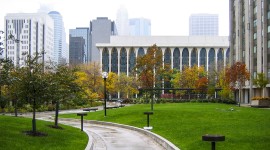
[48,11,68,65]
[129,18,151,36]
[116,6,129,36]
[90,17,117,62]
[69,36,85,66]
[4,13,54,67]
[189,14,219,36]
[229,0,270,103]
[69,27,90,63]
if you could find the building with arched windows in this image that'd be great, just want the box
[97,36,229,76]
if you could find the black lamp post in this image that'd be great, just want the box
[102,72,108,116]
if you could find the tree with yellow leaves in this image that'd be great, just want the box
[75,62,103,106]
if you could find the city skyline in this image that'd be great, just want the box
[1,0,229,38]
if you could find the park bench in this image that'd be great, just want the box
[83,107,98,112]
[106,106,119,109]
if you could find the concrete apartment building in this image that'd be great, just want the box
[229,0,270,103]
[4,13,54,67]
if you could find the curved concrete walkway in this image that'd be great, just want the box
[58,119,166,150]
[17,108,179,150]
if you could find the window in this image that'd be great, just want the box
[254,33,257,39]
[254,20,257,27]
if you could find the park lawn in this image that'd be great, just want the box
[0,115,88,150]
[60,103,270,150]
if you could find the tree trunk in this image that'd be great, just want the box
[32,97,36,134]
[238,86,241,107]
[14,99,18,117]
[54,101,59,127]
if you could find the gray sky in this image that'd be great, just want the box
[1,0,229,36]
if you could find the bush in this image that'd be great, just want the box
[47,104,55,111]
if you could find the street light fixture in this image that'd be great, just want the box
[102,72,108,116]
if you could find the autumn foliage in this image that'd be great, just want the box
[135,44,172,89]
[225,61,250,90]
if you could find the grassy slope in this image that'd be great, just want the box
[60,103,270,150]
[0,115,88,150]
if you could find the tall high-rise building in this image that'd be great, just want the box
[116,6,129,36]
[189,14,219,36]
[90,17,117,62]
[69,36,85,66]
[48,11,68,65]
[4,13,54,67]
[69,27,90,63]
[129,18,151,36]
[229,0,270,104]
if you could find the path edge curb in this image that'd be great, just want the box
[59,118,180,150]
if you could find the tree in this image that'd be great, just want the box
[171,65,206,99]
[47,65,82,128]
[217,68,233,100]
[225,62,250,106]
[106,72,118,98]
[135,44,171,109]
[116,73,139,99]
[14,53,48,135]
[75,62,103,106]
[135,44,170,89]
[0,59,14,113]
[253,73,269,97]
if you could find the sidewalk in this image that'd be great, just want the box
[18,108,175,150]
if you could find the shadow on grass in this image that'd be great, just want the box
[47,125,64,130]
[22,131,48,137]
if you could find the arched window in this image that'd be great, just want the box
[138,47,145,57]
[208,48,215,70]
[200,48,206,69]
[226,48,230,65]
[120,48,127,73]
[102,48,109,72]
[164,48,171,65]
[191,48,197,67]
[217,48,224,68]
[129,48,136,73]
[111,48,118,73]
[182,48,189,67]
[173,48,180,70]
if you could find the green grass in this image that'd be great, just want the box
[0,115,88,150]
[60,103,270,150]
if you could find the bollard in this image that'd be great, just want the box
[202,134,225,150]
[143,112,153,130]
[77,113,87,131]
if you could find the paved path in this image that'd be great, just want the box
[57,119,166,150]
[20,108,166,150]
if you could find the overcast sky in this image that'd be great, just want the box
[1,0,229,36]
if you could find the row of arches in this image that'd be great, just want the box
[101,47,230,74]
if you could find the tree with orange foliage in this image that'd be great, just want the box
[135,44,171,89]
[225,62,250,106]
[135,44,172,110]
[195,76,208,91]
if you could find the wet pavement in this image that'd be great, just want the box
[17,107,167,150]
